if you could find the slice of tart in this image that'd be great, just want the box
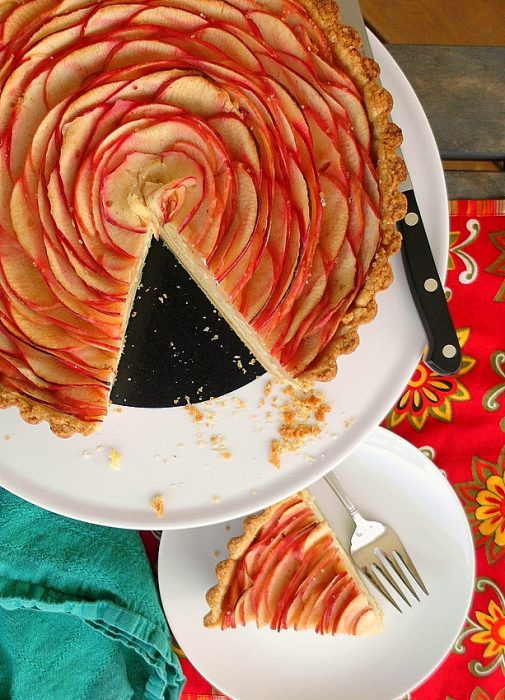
[0,0,406,436]
[204,491,382,634]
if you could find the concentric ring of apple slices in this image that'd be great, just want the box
[205,491,382,634]
[0,0,405,434]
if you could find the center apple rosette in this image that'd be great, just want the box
[0,0,406,434]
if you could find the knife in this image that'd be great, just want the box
[338,0,461,376]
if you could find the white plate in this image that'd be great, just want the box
[158,428,475,700]
[0,35,449,529]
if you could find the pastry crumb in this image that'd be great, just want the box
[184,403,204,423]
[4,434,11,441]
[210,434,232,460]
[269,386,331,468]
[150,494,165,518]
[82,450,90,459]
[213,550,221,558]
[344,416,355,429]
[112,406,123,414]
[224,524,231,531]
[212,495,221,504]
[108,448,122,470]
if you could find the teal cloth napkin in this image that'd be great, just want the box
[0,487,185,700]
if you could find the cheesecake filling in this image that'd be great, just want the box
[220,494,381,634]
[0,0,382,427]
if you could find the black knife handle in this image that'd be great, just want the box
[397,189,461,376]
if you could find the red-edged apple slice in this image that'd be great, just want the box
[8,68,50,179]
[210,165,259,280]
[45,41,117,107]
[334,591,371,634]
[239,249,275,322]
[254,522,317,627]
[248,11,307,61]
[317,574,352,634]
[318,174,350,264]
[196,26,263,73]
[131,6,207,33]
[107,39,184,70]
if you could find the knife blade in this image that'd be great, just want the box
[338,0,461,376]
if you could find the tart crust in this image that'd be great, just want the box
[204,489,383,629]
[0,384,96,438]
[296,0,407,384]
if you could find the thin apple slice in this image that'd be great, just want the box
[210,165,259,280]
[248,11,307,61]
[334,591,369,634]
[45,41,117,107]
[239,249,274,321]
[196,26,262,72]
[131,6,207,32]
[318,174,350,264]
[107,39,184,70]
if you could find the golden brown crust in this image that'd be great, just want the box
[0,383,98,438]
[296,0,407,384]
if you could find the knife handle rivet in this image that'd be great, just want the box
[405,212,419,226]
[424,278,438,292]
[442,344,457,359]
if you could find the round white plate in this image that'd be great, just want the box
[0,35,449,529]
[158,428,475,700]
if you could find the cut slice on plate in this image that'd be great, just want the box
[204,490,382,635]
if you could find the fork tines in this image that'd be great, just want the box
[364,549,428,612]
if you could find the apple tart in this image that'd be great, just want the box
[204,490,382,634]
[0,0,406,436]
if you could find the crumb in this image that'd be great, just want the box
[251,489,257,496]
[4,434,11,441]
[213,550,221,558]
[344,416,355,429]
[212,495,221,504]
[224,524,231,531]
[237,359,243,369]
[211,334,219,341]
[269,440,282,468]
[264,380,273,397]
[96,445,103,452]
[158,296,164,303]
[150,494,165,518]
[154,454,160,461]
[112,406,123,414]
[209,434,232,460]
[162,458,169,464]
[82,450,90,459]
[268,386,331,468]
[108,448,122,470]
[131,311,137,317]
[184,403,204,423]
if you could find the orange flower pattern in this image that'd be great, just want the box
[385,328,476,431]
[455,578,505,677]
[456,448,505,564]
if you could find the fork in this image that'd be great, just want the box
[324,470,428,611]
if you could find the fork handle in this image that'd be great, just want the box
[324,471,371,534]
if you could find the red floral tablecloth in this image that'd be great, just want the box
[141,199,505,700]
